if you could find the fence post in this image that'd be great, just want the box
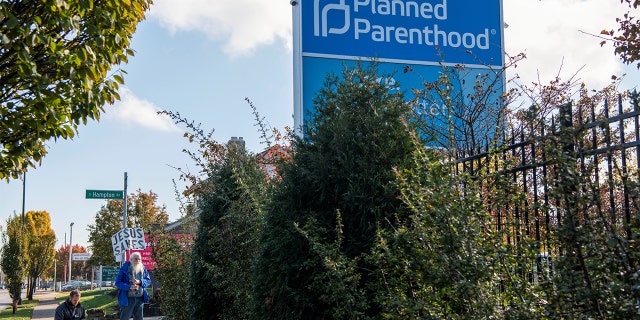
[632,90,640,182]
[558,102,603,315]
[558,102,577,222]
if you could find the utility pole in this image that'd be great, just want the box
[21,172,25,229]
[64,233,67,283]
[68,223,74,283]
[53,260,56,292]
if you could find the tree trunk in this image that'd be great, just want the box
[12,299,18,314]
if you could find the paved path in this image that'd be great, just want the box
[31,290,58,320]
[28,290,163,320]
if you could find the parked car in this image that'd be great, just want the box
[39,281,52,290]
[61,280,92,291]
[101,281,113,287]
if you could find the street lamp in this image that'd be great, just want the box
[53,259,56,292]
[63,232,67,283]
[68,222,74,283]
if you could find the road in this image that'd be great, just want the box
[0,288,9,312]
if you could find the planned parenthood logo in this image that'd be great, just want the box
[304,0,503,67]
[314,0,350,37]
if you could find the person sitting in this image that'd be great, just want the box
[54,289,86,320]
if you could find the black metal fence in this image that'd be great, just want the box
[455,92,640,251]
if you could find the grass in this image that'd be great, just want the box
[64,288,120,319]
[0,288,118,320]
[75,288,119,313]
[0,298,37,320]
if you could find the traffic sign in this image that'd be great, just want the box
[101,266,119,282]
[85,190,123,199]
[72,253,91,261]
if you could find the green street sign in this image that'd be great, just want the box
[86,190,124,199]
[101,266,119,282]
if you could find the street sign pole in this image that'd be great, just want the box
[84,172,128,265]
[122,172,127,266]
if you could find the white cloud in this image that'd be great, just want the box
[147,0,638,91]
[149,0,292,56]
[104,88,181,132]
[504,0,632,91]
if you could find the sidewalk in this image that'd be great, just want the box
[31,290,58,320]
[30,290,163,319]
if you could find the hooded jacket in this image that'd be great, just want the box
[54,298,86,320]
[115,260,151,306]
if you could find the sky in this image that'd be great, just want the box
[1,0,639,251]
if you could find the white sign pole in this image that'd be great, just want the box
[292,0,303,135]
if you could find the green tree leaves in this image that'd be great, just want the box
[1,216,26,311]
[188,143,268,319]
[1,211,56,302]
[0,0,152,180]
[369,146,502,319]
[87,199,125,267]
[151,233,193,320]
[601,0,640,68]
[252,63,418,319]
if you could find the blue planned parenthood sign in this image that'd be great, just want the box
[301,0,503,67]
[292,0,505,140]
